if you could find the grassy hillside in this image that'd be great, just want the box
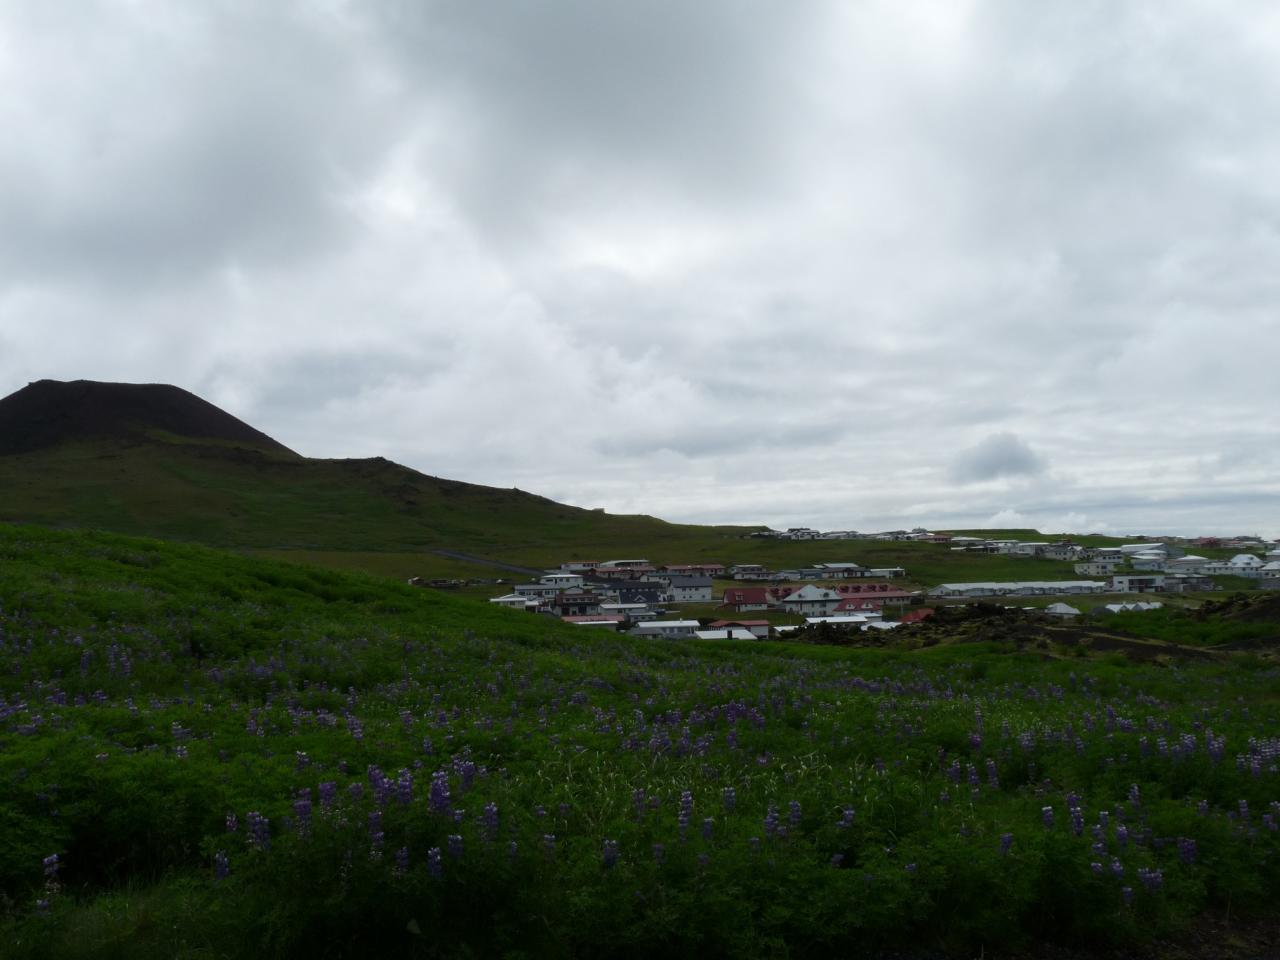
[0,437,753,556]
[2,525,1280,957]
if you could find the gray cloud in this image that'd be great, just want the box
[950,433,1047,485]
[1,1,1279,538]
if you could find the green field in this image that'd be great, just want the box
[2,525,1279,958]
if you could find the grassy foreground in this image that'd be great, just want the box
[2,525,1278,958]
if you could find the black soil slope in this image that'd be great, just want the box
[0,379,297,456]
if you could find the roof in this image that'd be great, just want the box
[666,575,712,588]
[694,629,757,641]
[782,585,842,602]
[708,619,770,628]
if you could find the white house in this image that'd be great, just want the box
[489,593,537,611]
[1044,602,1081,619]
[928,581,1107,599]
[694,628,757,641]
[630,620,700,639]
[539,572,585,590]
[1110,575,1164,593]
[781,585,844,616]
[1075,560,1121,576]
[666,575,714,603]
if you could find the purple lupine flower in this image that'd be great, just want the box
[1110,857,1124,879]
[1177,837,1197,864]
[1041,806,1054,829]
[226,812,238,833]
[293,791,312,833]
[722,786,736,812]
[905,863,917,875]
[214,850,229,880]
[986,759,999,789]
[999,833,1013,856]
[245,812,270,851]
[368,811,385,854]
[838,808,855,830]
[396,769,413,805]
[677,790,693,839]
[763,805,779,838]
[789,800,802,827]
[481,802,499,840]
[542,834,557,858]
[427,846,443,878]
[632,788,646,818]
[1116,824,1129,847]
[42,854,59,879]
[1091,861,1103,875]
[446,834,463,859]
[1128,784,1141,807]
[318,781,337,810]
[508,840,518,860]
[603,839,619,869]
[1098,810,1110,829]
[1238,799,1250,821]
[1069,807,1084,837]
[36,898,50,914]
[429,771,451,815]
[1138,867,1164,892]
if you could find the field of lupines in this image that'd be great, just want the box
[2,525,1279,958]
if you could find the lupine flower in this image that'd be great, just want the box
[1091,862,1103,875]
[446,834,463,859]
[42,854,59,879]
[722,786,736,812]
[789,800,802,826]
[603,839,619,869]
[999,833,1013,856]
[427,847,443,878]
[226,812,238,833]
[764,805,779,838]
[542,834,556,858]
[214,850,229,880]
[1177,837,1197,864]
[429,771,451,815]
[293,791,312,833]
[1041,806,1054,829]
[246,812,270,851]
[318,781,337,809]
[481,802,499,840]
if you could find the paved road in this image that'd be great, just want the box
[429,548,542,577]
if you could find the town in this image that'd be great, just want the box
[482,532,1280,639]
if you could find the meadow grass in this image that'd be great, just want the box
[2,525,1278,958]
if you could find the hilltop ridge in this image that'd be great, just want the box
[0,379,298,457]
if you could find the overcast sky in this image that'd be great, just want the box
[2,1,1278,537]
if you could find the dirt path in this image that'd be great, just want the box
[428,548,542,577]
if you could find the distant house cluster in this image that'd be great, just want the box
[486,557,922,639]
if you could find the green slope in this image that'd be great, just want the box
[0,436,754,557]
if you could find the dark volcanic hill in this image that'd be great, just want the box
[0,379,297,456]
[0,379,751,557]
